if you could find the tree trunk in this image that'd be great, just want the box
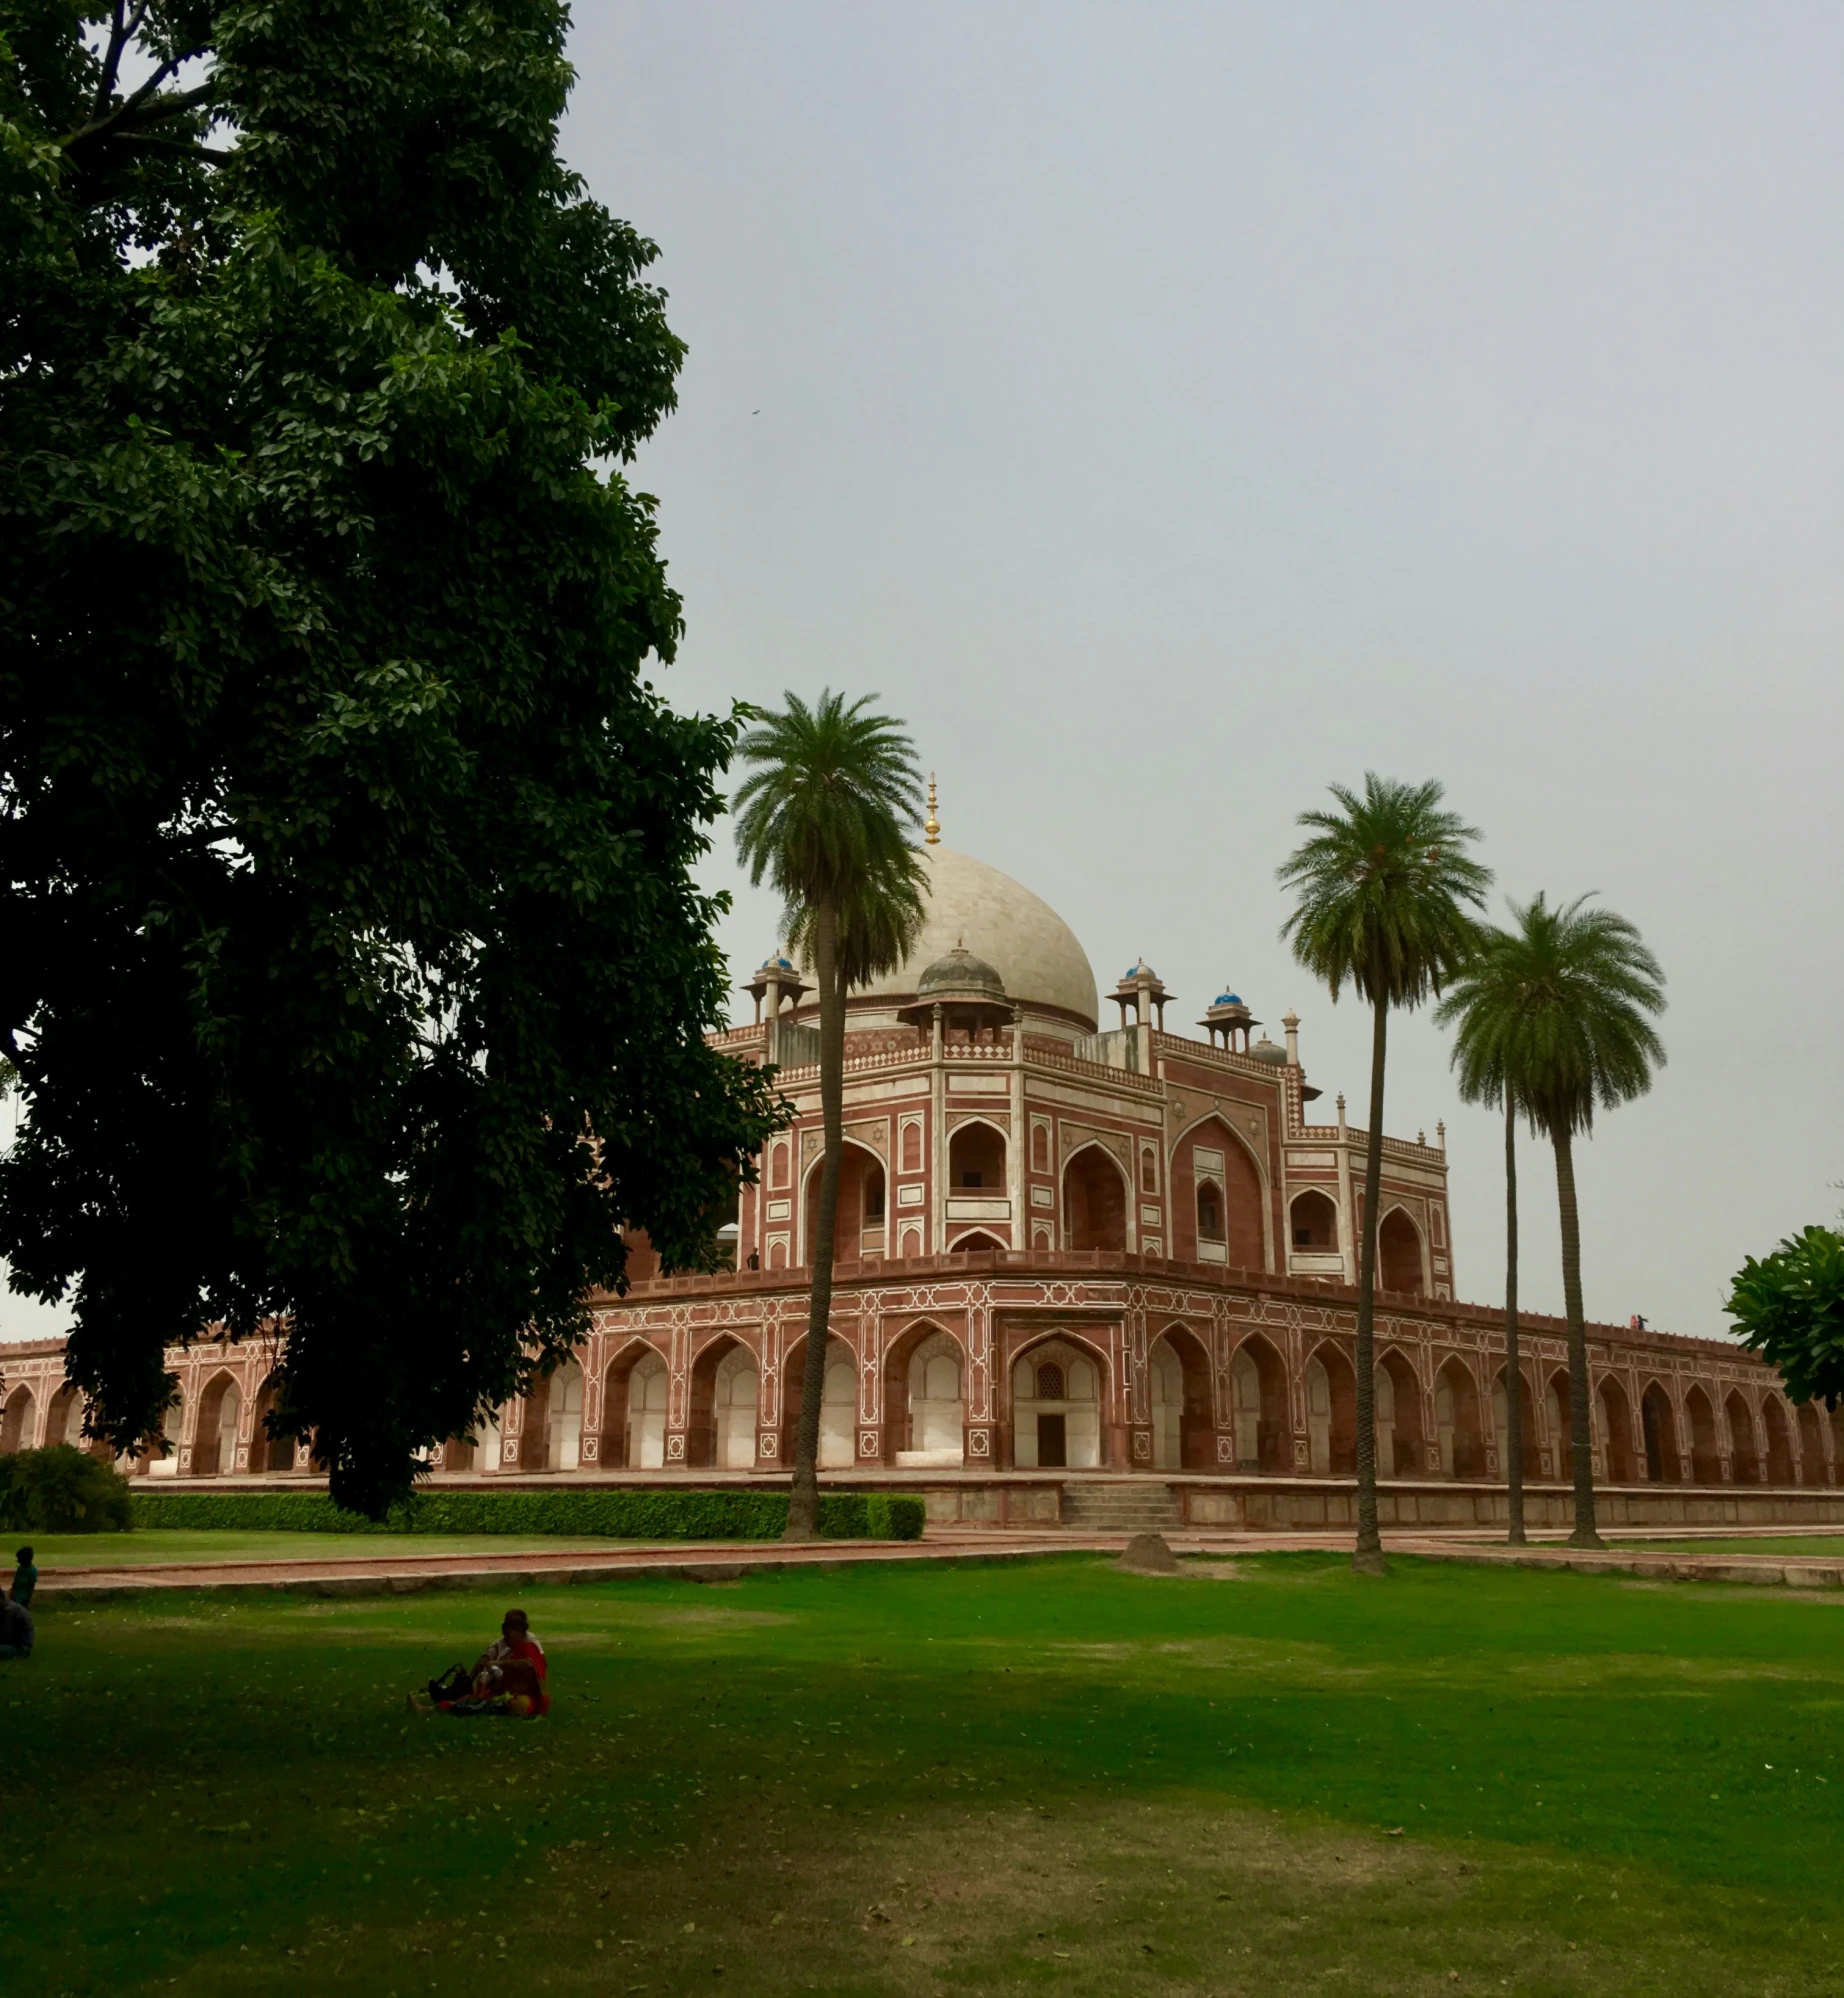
[1503,1095,1526,1546]
[1352,995,1388,1576]
[785,898,844,1541]
[1552,1127,1601,1547]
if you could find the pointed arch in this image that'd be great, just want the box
[250,1372,295,1475]
[1434,1356,1484,1478]
[801,1138,887,1266]
[947,1117,1007,1192]
[1725,1390,1760,1484]
[1062,1143,1129,1253]
[1796,1400,1828,1486]
[597,1337,666,1470]
[1762,1394,1796,1486]
[1378,1205,1426,1296]
[688,1334,759,1469]
[0,1384,36,1454]
[1229,1331,1289,1473]
[1639,1380,1680,1484]
[1375,1345,1425,1477]
[1169,1113,1270,1271]
[43,1381,84,1450]
[1009,1330,1108,1469]
[1594,1374,1635,1484]
[1149,1324,1213,1470]
[1304,1339,1357,1476]
[948,1230,1006,1255]
[1683,1384,1721,1485]
[193,1369,242,1477]
[884,1320,968,1466]
[1492,1364,1543,1482]
[778,1333,859,1469]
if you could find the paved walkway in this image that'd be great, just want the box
[32,1523,1844,1599]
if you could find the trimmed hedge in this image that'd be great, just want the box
[126,1487,925,1542]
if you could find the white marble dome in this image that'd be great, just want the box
[850,846,1099,1033]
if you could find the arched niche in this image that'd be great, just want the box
[688,1336,758,1469]
[1595,1376,1635,1484]
[1684,1385,1721,1485]
[43,1382,83,1450]
[1639,1382,1681,1483]
[1303,1342,1357,1476]
[194,1371,242,1477]
[1491,1366,1543,1482]
[1378,1207,1426,1296]
[1434,1357,1483,1478]
[886,1323,967,1467]
[1547,1370,1573,1481]
[625,1350,670,1470]
[1011,1335,1105,1469]
[1375,1347,1425,1477]
[1762,1396,1796,1486]
[1062,1145,1128,1254]
[0,1385,36,1455]
[1171,1118,1266,1271]
[949,1230,1005,1255]
[1725,1390,1760,1484]
[1796,1401,1827,1486]
[779,1335,858,1469]
[1229,1333,1289,1473]
[1291,1189,1339,1253]
[250,1373,295,1474]
[948,1119,1006,1192]
[802,1141,887,1265]
[1148,1326,1213,1470]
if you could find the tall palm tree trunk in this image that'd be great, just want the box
[1352,996,1388,1576]
[1552,1128,1601,1547]
[786,898,844,1541]
[1503,1096,1526,1546]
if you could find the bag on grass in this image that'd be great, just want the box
[427,1664,472,1704]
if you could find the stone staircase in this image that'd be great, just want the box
[1059,1479,1181,1533]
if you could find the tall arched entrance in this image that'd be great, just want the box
[1596,1378,1634,1484]
[194,1372,241,1477]
[1493,1368,1542,1481]
[1434,1359,1483,1478]
[780,1337,858,1468]
[1763,1398,1795,1486]
[1376,1349,1424,1476]
[887,1326,967,1466]
[1640,1384,1680,1483]
[1230,1335,1288,1472]
[803,1142,887,1265]
[1725,1392,1760,1484]
[1684,1386,1721,1484]
[687,1339,758,1469]
[1304,1343,1357,1475]
[1011,1338,1104,1468]
[1148,1327,1213,1470]
[1797,1402,1827,1485]
[1379,1209,1425,1295]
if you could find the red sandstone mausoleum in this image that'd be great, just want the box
[4,803,1837,1533]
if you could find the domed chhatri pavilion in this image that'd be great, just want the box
[3,790,1838,1530]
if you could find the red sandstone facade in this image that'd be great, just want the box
[0,838,1827,1520]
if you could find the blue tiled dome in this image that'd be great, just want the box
[1214,991,1243,1006]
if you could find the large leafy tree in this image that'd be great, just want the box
[1434,920,1538,1545]
[1727,1226,1844,1411]
[1279,774,1490,1575]
[0,3,781,1514]
[733,692,925,1540]
[1448,895,1665,1547]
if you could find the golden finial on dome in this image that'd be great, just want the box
[924,772,940,846]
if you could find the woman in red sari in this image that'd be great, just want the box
[415,1610,549,1718]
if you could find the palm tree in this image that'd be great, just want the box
[734,693,927,1540]
[1434,923,1536,1545]
[1278,775,1490,1576]
[1440,894,1665,1548]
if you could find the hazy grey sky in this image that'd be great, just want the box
[6,2,1840,1344]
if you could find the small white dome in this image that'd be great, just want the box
[848,846,1098,1031]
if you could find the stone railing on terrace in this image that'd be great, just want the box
[1151,1029,1289,1083]
[772,1042,933,1088]
[1026,1044,1163,1093]
[709,1023,765,1051]
[1293,1123,1447,1168]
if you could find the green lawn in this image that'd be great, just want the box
[6,1552,1843,1996]
[25,1530,643,1570]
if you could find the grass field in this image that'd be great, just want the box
[6,1551,1843,1996]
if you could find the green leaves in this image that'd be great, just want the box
[1433,894,1666,1142]
[1276,773,1491,1015]
[1728,1226,1844,1409]
[0,1,781,1515]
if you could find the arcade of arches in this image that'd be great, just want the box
[4,1300,1838,1497]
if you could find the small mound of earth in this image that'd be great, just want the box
[1115,1532,1180,1575]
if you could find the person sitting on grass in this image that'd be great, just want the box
[0,1594,33,1662]
[412,1609,549,1718]
[9,1546,35,1609]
